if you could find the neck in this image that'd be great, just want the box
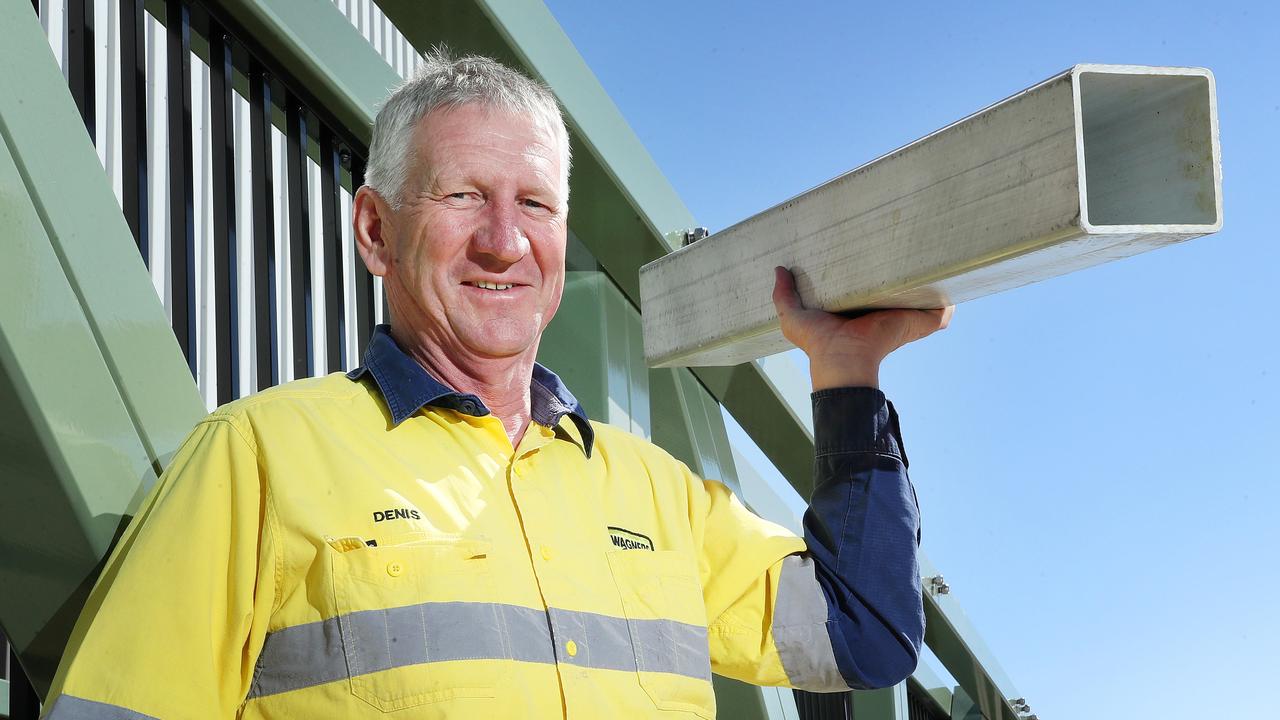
[390,324,537,447]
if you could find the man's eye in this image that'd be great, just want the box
[522,198,548,210]
[449,192,470,200]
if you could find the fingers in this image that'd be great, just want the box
[771,266,805,318]
[939,305,954,330]
[901,305,955,344]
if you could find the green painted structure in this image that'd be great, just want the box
[0,0,1026,717]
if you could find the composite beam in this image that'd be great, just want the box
[641,64,1222,368]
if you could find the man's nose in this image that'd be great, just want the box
[472,200,530,264]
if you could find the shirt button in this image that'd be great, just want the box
[565,640,578,657]
[540,545,553,561]
[386,561,404,577]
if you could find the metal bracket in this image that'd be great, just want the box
[681,227,709,247]
[928,575,951,595]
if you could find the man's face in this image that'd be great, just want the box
[382,104,568,360]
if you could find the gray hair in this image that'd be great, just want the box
[365,47,571,209]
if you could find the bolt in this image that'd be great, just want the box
[928,575,950,595]
[682,227,710,246]
[339,148,353,169]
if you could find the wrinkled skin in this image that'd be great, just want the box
[353,104,567,443]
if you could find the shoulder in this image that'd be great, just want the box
[587,421,697,481]
[198,373,378,452]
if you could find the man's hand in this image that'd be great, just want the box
[772,266,953,390]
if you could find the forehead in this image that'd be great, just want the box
[411,104,563,183]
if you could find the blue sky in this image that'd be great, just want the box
[544,1,1279,717]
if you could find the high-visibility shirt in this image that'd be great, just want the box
[44,326,922,719]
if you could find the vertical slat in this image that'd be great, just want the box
[165,0,195,373]
[320,126,345,370]
[8,647,40,720]
[118,0,147,257]
[794,690,852,720]
[350,154,373,357]
[286,99,313,379]
[208,22,236,405]
[249,58,277,389]
[67,0,95,139]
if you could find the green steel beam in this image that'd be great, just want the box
[538,270,650,437]
[649,367,741,495]
[690,363,814,498]
[920,554,1021,720]
[711,676,771,720]
[0,0,204,693]
[908,658,955,718]
[949,686,987,720]
[851,684,908,720]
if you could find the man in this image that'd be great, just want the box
[43,51,950,719]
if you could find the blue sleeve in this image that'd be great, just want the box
[803,387,923,689]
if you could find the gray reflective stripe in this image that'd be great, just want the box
[249,602,710,699]
[548,607,710,681]
[43,695,160,720]
[773,554,850,691]
[248,615,348,697]
[635,615,712,682]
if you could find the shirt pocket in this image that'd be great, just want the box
[330,535,509,712]
[606,550,714,719]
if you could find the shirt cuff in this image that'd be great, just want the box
[811,387,907,465]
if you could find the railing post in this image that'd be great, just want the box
[165,0,196,374]
[66,0,94,140]
[7,646,41,720]
[286,98,314,379]
[248,57,278,389]
[119,0,148,256]
[319,125,346,371]
[209,20,238,405]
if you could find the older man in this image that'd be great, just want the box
[42,51,949,719]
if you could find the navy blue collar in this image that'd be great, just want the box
[347,325,594,456]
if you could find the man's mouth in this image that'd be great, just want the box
[465,281,516,291]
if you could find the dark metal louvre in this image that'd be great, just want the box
[33,0,372,399]
[248,56,277,391]
[320,124,347,371]
[286,98,314,380]
[165,0,197,375]
[794,690,852,720]
[119,0,148,256]
[207,15,238,405]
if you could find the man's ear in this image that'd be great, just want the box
[353,186,392,277]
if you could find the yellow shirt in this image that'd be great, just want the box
[43,368,813,719]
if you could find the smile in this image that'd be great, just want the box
[466,281,516,291]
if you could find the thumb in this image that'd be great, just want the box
[772,266,806,320]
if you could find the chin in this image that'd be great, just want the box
[460,322,540,359]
